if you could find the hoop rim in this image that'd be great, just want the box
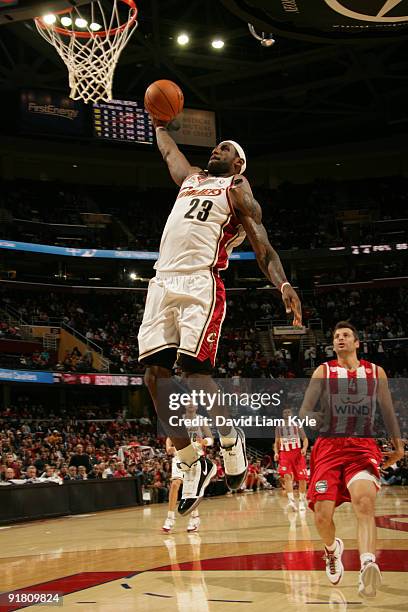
[34,0,137,39]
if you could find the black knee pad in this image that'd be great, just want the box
[140,348,177,371]
[177,353,213,375]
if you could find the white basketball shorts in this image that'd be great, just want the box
[138,270,226,366]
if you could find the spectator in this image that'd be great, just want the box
[69,444,91,473]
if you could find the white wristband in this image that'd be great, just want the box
[155,126,167,132]
[280,281,291,293]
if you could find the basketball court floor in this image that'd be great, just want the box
[0,487,407,611]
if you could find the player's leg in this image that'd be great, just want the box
[182,366,248,491]
[187,509,200,532]
[348,474,382,597]
[296,451,308,511]
[163,476,182,532]
[143,355,191,452]
[178,271,248,506]
[308,440,345,586]
[314,499,336,547]
[314,499,344,585]
[284,473,297,511]
[138,276,190,449]
[298,478,307,511]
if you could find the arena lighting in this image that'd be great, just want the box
[211,39,224,49]
[42,14,56,25]
[129,272,138,280]
[60,16,72,27]
[89,22,102,31]
[75,17,88,28]
[177,33,189,45]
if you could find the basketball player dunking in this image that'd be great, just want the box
[138,116,302,515]
[300,321,403,597]
[274,407,309,512]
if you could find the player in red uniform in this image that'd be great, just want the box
[300,321,403,597]
[274,407,308,511]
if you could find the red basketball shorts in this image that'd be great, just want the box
[307,437,382,510]
[278,448,308,481]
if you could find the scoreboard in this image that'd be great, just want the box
[93,99,154,144]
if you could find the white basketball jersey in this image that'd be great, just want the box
[155,173,246,273]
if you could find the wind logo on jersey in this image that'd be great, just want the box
[334,401,371,415]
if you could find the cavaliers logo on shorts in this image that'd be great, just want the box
[315,480,328,493]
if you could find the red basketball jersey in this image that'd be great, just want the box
[320,359,378,437]
[276,424,302,451]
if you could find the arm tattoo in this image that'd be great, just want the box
[241,192,262,223]
[254,224,287,287]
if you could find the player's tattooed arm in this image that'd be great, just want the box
[229,176,302,326]
[377,366,404,468]
[150,115,201,186]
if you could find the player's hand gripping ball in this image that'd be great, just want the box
[144,80,184,122]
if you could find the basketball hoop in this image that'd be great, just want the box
[34,0,138,104]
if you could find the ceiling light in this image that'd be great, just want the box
[129,272,138,280]
[90,22,102,31]
[177,33,189,46]
[211,39,224,49]
[43,14,57,25]
[75,17,88,28]
[60,16,72,27]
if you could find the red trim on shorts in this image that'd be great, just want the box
[196,273,226,366]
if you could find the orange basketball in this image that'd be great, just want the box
[144,80,184,122]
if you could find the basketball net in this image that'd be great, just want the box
[34,0,138,104]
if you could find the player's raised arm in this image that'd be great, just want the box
[376,366,404,468]
[229,176,302,326]
[151,116,201,186]
[299,365,326,421]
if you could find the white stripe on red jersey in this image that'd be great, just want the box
[276,424,302,451]
[321,359,378,436]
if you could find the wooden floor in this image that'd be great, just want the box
[0,487,407,611]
